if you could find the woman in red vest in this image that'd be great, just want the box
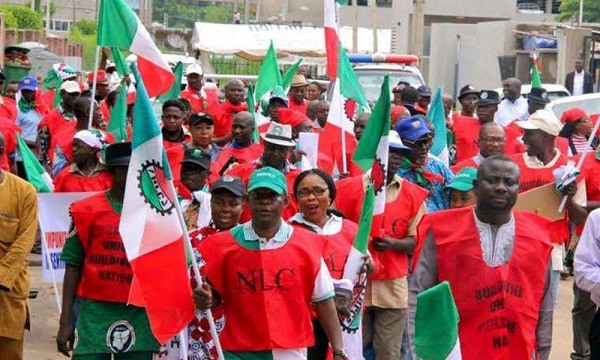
[290,169,372,360]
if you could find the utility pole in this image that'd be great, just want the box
[579,0,584,25]
[244,0,250,24]
[411,0,425,57]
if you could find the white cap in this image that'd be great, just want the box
[516,109,563,137]
[186,63,203,76]
[388,130,412,153]
[60,80,81,94]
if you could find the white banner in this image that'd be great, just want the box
[39,192,97,283]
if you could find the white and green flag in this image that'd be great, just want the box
[16,134,53,192]
[415,281,462,360]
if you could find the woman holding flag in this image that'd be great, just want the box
[289,169,373,360]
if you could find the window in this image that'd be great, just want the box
[42,19,73,32]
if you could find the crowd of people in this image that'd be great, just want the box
[3,52,600,360]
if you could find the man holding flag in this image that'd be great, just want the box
[194,167,347,359]
[57,142,161,358]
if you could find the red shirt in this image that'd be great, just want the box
[53,164,113,192]
[452,116,481,162]
[288,98,308,114]
[180,86,221,120]
[52,126,115,168]
[208,143,263,184]
[217,101,248,138]
[0,97,17,122]
[0,118,20,171]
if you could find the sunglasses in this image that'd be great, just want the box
[403,137,433,148]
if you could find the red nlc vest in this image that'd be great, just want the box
[511,152,572,244]
[70,192,133,303]
[431,207,552,360]
[292,219,357,280]
[199,225,324,351]
[370,180,428,280]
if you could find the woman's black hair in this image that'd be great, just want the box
[293,168,337,204]
[558,121,578,139]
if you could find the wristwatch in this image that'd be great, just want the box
[333,349,349,359]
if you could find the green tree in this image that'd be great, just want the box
[0,8,19,29]
[201,4,233,23]
[558,0,600,23]
[68,19,97,70]
[0,5,43,29]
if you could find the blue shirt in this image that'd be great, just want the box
[397,154,454,212]
[16,108,42,142]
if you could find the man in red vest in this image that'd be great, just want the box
[451,122,506,173]
[511,109,588,307]
[37,80,81,168]
[57,142,160,358]
[162,99,192,186]
[209,111,264,184]
[453,90,500,162]
[216,79,248,144]
[193,166,347,359]
[180,63,221,119]
[288,75,310,114]
[410,155,554,359]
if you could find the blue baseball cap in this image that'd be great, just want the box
[394,115,432,142]
[19,76,38,91]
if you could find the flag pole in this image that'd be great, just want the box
[38,218,62,314]
[87,46,101,130]
[166,179,225,360]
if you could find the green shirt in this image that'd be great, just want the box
[61,191,160,355]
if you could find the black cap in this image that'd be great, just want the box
[104,142,132,166]
[528,87,550,105]
[189,112,214,127]
[400,86,419,103]
[458,84,478,99]
[181,148,210,170]
[476,90,500,106]
[210,175,245,197]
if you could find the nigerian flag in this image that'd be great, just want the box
[415,281,462,360]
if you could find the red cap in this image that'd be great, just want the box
[277,108,311,128]
[87,70,110,85]
[391,105,408,126]
[560,107,587,123]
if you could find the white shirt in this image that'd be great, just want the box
[573,71,585,96]
[495,96,529,127]
[575,209,600,305]
[473,210,516,267]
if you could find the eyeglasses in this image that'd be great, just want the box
[480,137,506,144]
[296,187,328,198]
[403,137,433,148]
